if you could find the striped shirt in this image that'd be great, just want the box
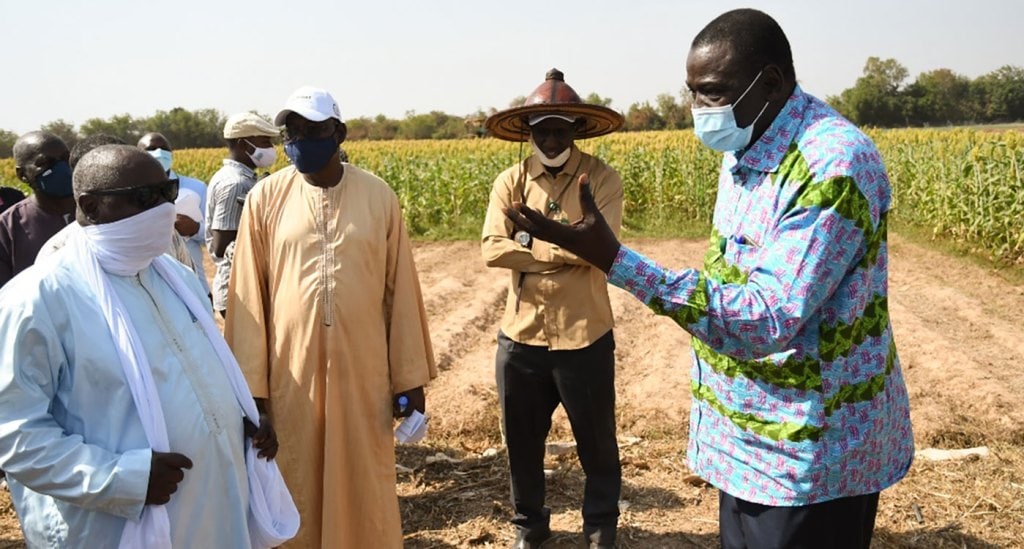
[205,159,257,311]
[607,86,913,506]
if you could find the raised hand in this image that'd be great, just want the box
[503,174,621,272]
[146,451,193,505]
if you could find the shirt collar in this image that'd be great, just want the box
[221,159,256,178]
[730,85,808,174]
[527,146,582,181]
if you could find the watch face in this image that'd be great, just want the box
[515,231,532,247]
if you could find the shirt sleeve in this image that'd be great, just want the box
[384,190,438,393]
[608,175,869,360]
[0,287,150,519]
[223,191,271,399]
[480,170,566,273]
[209,178,247,233]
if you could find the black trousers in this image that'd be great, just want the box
[496,331,621,544]
[719,490,880,549]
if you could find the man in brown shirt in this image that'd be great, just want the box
[0,132,75,287]
[482,69,624,549]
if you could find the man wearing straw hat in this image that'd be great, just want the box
[482,68,625,549]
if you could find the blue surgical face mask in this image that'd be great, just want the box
[284,137,338,174]
[36,160,74,198]
[147,148,173,173]
[691,70,770,152]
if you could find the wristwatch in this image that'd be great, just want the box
[514,230,533,248]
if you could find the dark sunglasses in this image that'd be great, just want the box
[281,120,339,142]
[85,178,179,209]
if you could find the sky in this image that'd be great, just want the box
[2,0,1023,134]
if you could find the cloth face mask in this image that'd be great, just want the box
[36,160,74,198]
[81,202,175,276]
[284,137,338,173]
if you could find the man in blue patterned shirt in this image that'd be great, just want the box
[505,9,913,548]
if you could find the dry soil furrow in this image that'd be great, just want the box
[888,236,1024,434]
[414,242,508,372]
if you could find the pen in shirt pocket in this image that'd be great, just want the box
[731,234,762,248]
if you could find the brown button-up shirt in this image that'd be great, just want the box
[482,146,623,350]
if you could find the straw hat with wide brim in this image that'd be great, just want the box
[485,68,624,142]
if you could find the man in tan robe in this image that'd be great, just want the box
[225,85,436,548]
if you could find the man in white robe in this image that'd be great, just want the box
[0,145,281,547]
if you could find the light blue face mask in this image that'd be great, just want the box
[147,148,173,173]
[691,70,770,152]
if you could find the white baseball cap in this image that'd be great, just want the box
[274,86,343,126]
[528,113,577,126]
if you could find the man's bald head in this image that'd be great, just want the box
[74,145,169,225]
[13,132,71,195]
[74,145,164,195]
[138,132,172,151]
[13,131,68,167]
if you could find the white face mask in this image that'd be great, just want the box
[82,202,175,276]
[531,141,571,168]
[147,148,173,173]
[691,69,770,152]
[245,140,277,168]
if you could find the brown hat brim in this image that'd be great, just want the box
[485,103,624,142]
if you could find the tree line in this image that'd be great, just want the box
[0,108,228,158]
[827,58,1024,127]
[2,58,1022,158]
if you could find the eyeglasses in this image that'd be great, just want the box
[85,178,179,209]
[282,120,338,142]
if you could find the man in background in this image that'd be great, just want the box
[0,131,75,287]
[138,132,210,295]
[205,112,278,317]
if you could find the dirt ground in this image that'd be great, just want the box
[2,235,1023,548]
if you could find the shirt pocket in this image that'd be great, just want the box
[724,235,762,275]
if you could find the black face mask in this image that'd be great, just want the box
[36,160,74,198]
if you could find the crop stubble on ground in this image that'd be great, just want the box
[1,235,1022,548]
